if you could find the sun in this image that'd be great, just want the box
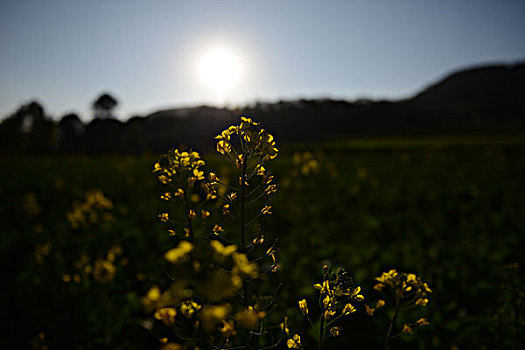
[198,48,242,93]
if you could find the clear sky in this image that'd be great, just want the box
[1,0,524,121]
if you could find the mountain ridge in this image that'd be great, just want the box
[1,61,524,154]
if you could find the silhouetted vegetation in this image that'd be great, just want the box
[1,62,524,155]
[92,93,119,120]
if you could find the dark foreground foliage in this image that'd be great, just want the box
[1,138,524,349]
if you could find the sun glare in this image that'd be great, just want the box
[198,48,242,93]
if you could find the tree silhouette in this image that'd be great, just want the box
[0,100,55,153]
[92,93,118,119]
[58,113,84,153]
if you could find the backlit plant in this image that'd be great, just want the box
[145,116,282,349]
[146,115,432,349]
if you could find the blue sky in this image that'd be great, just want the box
[1,0,524,121]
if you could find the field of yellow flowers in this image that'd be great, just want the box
[1,130,524,349]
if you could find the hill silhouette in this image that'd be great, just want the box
[1,61,524,154]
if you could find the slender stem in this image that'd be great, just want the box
[182,188,194,241]
[319,313,325,350]
[384,299,400,350]
[240,158,247,250]
[239,156,251,350]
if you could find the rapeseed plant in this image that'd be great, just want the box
[292,266,364,349]
[368,269,432,349]
[148,115,432,349]
[146,116,282,349]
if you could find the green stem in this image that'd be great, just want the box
[384,299,400,350]
[239,156,251,349]
[240,158,247,250]
[181,184,194,242]
[319,313,325,350]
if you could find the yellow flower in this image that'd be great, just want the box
[217,140,231,155]
[222,204,230,215]
[164,241,193,263]
[376,299,386,309]
[261,205,272,215]
[235,154,245,168]
[200,304,232,332]
[210,240,237,258]
[212,224,224,235]
[227,192,237,201]
[145,285,161,302]
[329,326,341,337]
[351,286,365,301]
[158,175,171,184]
[232,253,258,277]
[154,308,177,326]
[313,280,331,295]
[219,319,236,340]
[342,303,356,315]
[180,300,201,318]
[153,162,162,172]
[365,304,375,316]
[374,283,384,292]
[93,259,116,284]
[159,213,169,222]
[256,164,265,176]
[265,184,277,195]
[416,318,430,326]
[193,168,204,181]
[188,210,196,219]
[201,210,210,219]
[324,309,336,319]
[287,334,301,349]
[415,298,429,306]
[160,192,172,200]
[252,235,264,245]
[263,175,274,185]
[234,306,266,330]
[174,188,184,197]
[298,299,308,316]
[280,316,290,335]
[215,129,231,141]
[402,324,413,334]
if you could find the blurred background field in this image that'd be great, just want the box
[2,2,525,347]
[2,136,524,349]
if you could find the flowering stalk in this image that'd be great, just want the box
[367,270,432,349]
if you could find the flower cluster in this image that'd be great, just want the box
[66,190,114,229]
[34,241,52,265]
[373,269,432,307]
[290,266,364,348]
[154,149,205,188]
[292,151,319,176]
[313,266,364,320]
[215,116,278,162]
[369,269,432,348]
[61,246,125,285]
